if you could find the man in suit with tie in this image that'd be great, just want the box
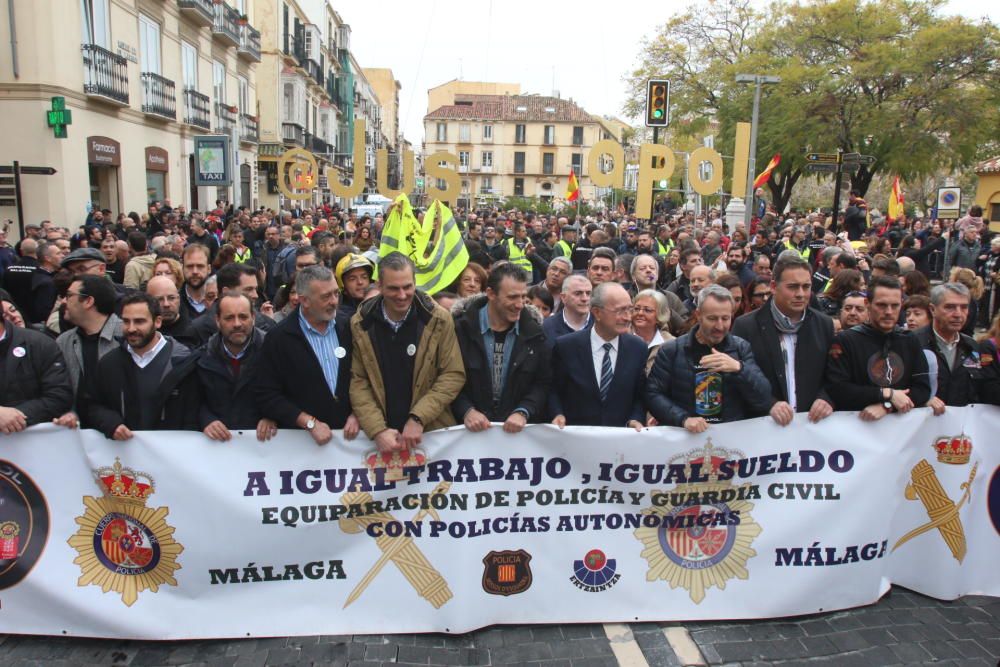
[732,250,836,426]
[550,282,647,430]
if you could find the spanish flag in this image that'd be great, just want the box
[378,194,468,294]
[887,176,904,222]
[566,169,580,202]
[752,153,781,189]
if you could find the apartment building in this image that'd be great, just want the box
[0,0,260,227]
[423,82,616,208]
[363,67,401,187]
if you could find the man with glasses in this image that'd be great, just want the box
[550,282,647,430]
[733,251,836,427]
[540,256,571,312]
[146,276,197,348]
[54,275,121,430]
[747,277,773,312]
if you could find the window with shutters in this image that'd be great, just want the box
[181,41,198,89]
[459,124,471,142]
[571,153,583,176]
[480,176,492,194]
[80,0,110,47]
[483,124,493,141]
[514,152,525,174]
[514,178,524,196]
[458,151,470,167]
[481,151,493,168]
[542,152,554,175]
[515,124,526,144]
[138,14,160,74]
[544,125,555,145]
[436,122,447,142]
[572,126,584,145]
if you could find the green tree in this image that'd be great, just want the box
[625,0,1000,214]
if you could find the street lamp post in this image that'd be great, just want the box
[735,73,780,227]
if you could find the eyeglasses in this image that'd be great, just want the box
[633,306,656,314]
[65,291,89,300]
[752,291,771,299]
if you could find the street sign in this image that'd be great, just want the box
[806,152,839,164]
[842,153,876,165]
[805,163,839,173]
[0,166,57,176]
[936,187,961,219]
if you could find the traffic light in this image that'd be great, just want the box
[645,79,669,127]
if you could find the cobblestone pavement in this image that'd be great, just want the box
[0,587,996,666]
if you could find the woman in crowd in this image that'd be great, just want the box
[354,226,374,252]
[715,273,745,317]
[746,276,772,313]
[631,289,673,373]
[527,285,553,319]
[153,257,184,289]
[902,269,930,298]
[452,262,488,298]
[904,295,932,331]
[817,269,864,318]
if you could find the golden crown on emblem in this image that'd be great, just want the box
[932,435,972,465]
[94,457,156,506]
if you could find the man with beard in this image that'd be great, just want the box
[55,275,122,429]
[181,244,212,321]
[85,293,201,439]
[335,253,374,322]
[191,264,276,344]
[824,275,931,421]
[733,252,836,427]
[667,248,703,303]
[197,293,277,442]
[635,229,657,256]
[727,241,755,288]
[146,276,197,347]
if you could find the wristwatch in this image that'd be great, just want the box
[882,389,893,412]
[306,417,316,430]
[408,413,423,426]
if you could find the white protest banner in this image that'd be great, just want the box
[0,407,996,639]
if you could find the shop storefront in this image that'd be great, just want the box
[87,136,121,212]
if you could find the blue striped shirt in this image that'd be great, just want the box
[299,311,341,397]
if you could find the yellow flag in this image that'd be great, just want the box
[378,194,468,294]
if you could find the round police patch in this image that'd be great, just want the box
[0,461,50,590]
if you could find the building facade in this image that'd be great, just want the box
[0,0,260,231]
[423,83,617,209]
[363,67,401,188]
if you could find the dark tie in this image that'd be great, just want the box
[599,342,613,402]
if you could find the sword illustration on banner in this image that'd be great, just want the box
[338,481,453,609]
[892,460,977,562]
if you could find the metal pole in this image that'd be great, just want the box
[831,149,844,235]
[7,0,18,79]
[649,126,659,221]
[13,160,24,239]
[744,78,762,228]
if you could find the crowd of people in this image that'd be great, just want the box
[0,193,998,445]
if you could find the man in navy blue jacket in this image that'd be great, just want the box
[550,282,647,430]
[647,284,772,432]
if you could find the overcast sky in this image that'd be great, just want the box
[342,0,999,147]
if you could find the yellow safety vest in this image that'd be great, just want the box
[506,238,532,272]
[784,239,811,261]
[233,246,253,264]
[555,239,574,258]
[656,238,675,256]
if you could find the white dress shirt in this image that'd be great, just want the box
[128,333,168,369]
[590,327,619,387]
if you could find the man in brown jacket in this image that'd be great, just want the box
[350,252,465,453]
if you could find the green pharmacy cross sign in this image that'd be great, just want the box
[46,97,72,139]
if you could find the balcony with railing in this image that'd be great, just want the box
[215,103,237,134]
[238,24,261,62]
[282,122,305,146]
[177,0,213,26]
[239,113,258,144]
[212,2,241,47]
[311,135,332,155]
[184,89,211,129]
[82,44,129,105]
[140,72,176,120]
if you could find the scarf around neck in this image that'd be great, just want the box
[770,298,807,334]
